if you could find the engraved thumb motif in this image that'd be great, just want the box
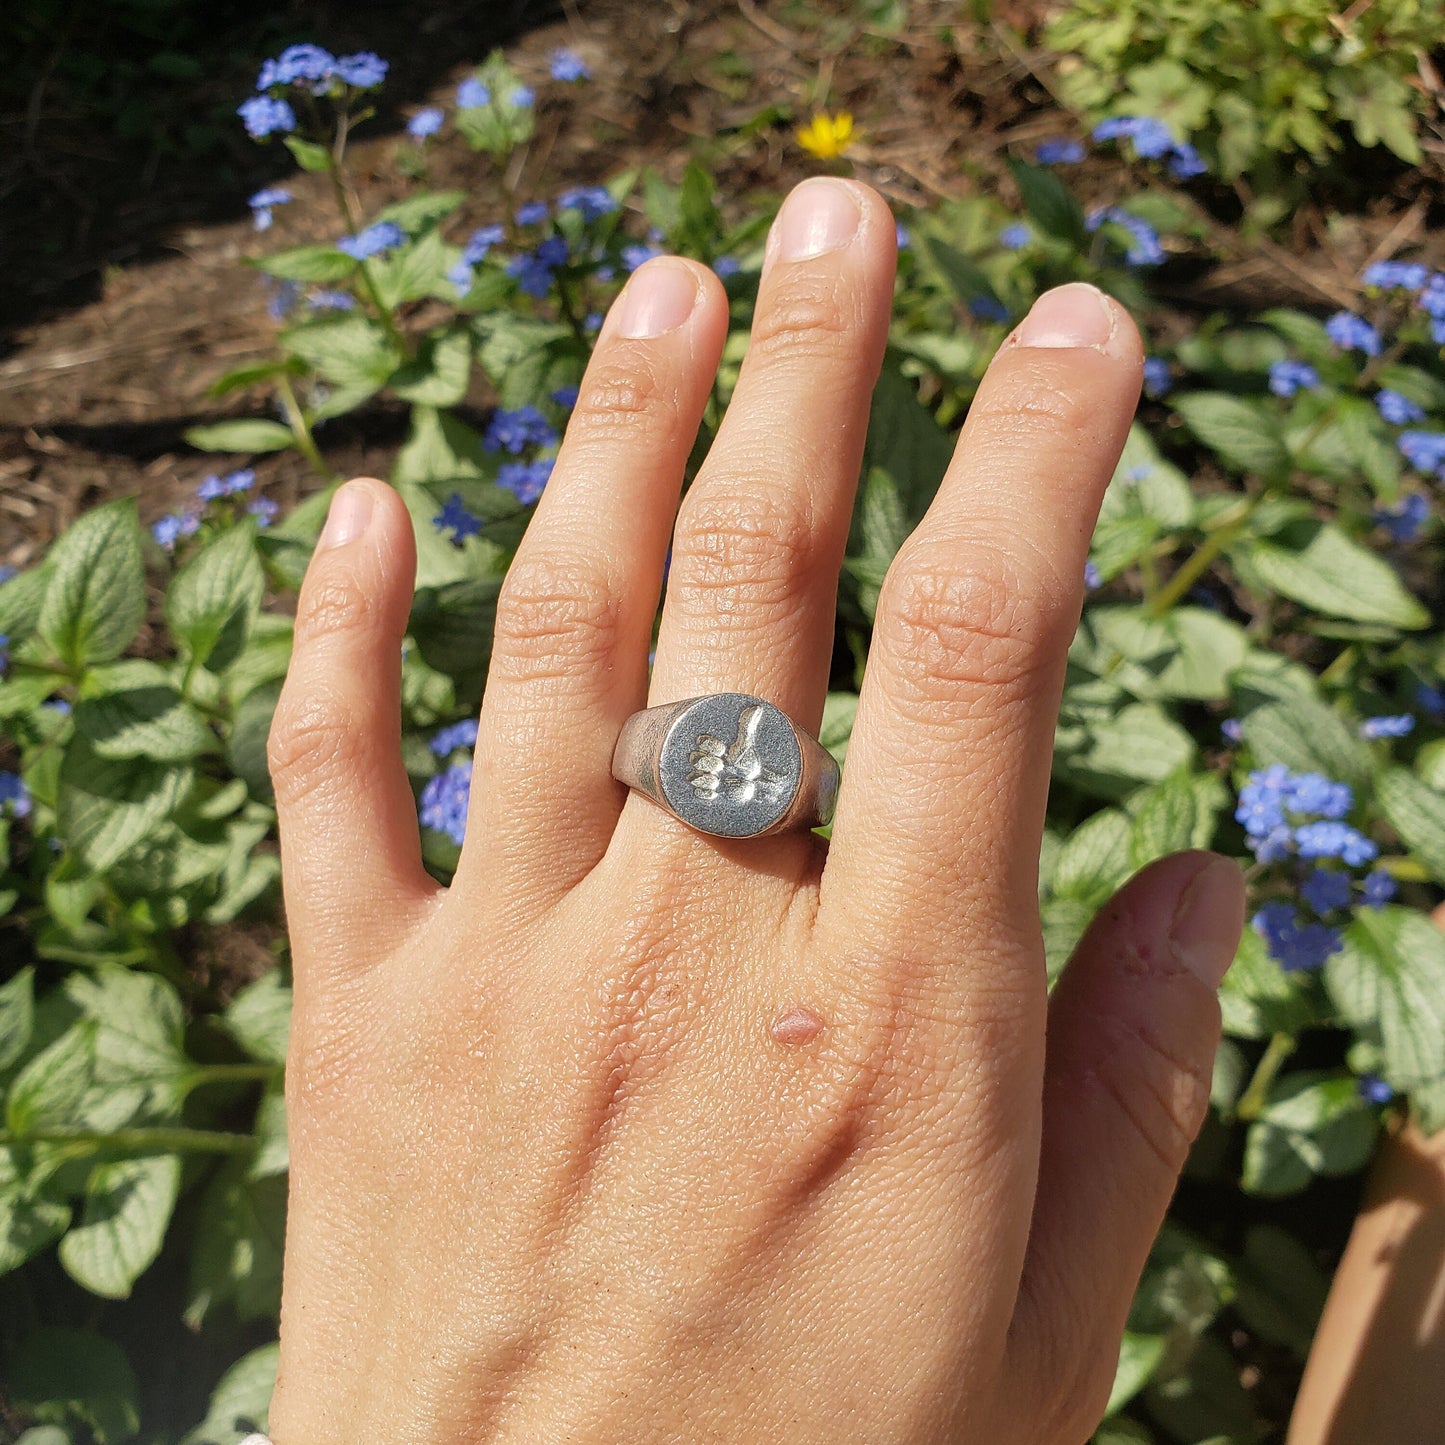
[687,705,789,804]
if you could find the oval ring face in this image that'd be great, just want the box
[658,693,803,838]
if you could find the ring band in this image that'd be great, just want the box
[612,692,840,839]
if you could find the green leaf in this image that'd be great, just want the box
[249,1080,289,1180]
[1220,924,1319,1041]
[1051,808,1132,904]
[74,660,215,761]
[186,1160,287,1327]
[1327,906,1445,1086]
[1231,1224,1329,1359]
[0,564,52,642]
[0,1175,71,1276]
[389,327,473,406]
[1242,1073,1378,1196]
[184,419,296,454]
[1006,156,1089,247]
[9,1328,141,1444]
[1376,767,1445,884]
[57,740,192,873]
[818,692,859,766]
[181,1342,279,1445]
[58,1154,182,1298]
[1127,772,1220,869]
[1241,697,1371,794]
[1333,394,1401,498]
[36,500,145,668]
[224,971,291,1066]
[281,314,402,393]
[918,234,1004,312]
[1173,392,1290,478]
[1105,1331,1167,1417]
[165,524,266,671]
[1099,424,1195,528]
[283,135,331,172]
[227,677,281,803]
[1078,606,1250,701]
[256,241,355,282]
[377,189,467,232]
[0,966,35,1072]
[6,1021,98,1135]
[1062,701,1197,793]
[453,51,537,156]
[1241,521,1428,628]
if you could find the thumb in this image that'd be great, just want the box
[1009,851,1245,1424]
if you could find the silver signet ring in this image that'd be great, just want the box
[611,693,840,839]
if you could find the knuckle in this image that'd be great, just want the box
[491,555,623,682]
[295,571,376,648]
[1091,1005,1213,1178]
[568,353,675,441]
[670,485,818,616]
[747,270,853,365]
[267,688,361,806]
[990,355,1105,442]
[878,541,1070,708]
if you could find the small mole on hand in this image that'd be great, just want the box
[770,1007,824,1046]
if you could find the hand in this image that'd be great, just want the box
[266,177,1245,1443]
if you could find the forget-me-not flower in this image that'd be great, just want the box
[1268,359,1320,397]
[238,95,297,138]
[407,107,444,140]
[337,221,405,260]
[550,49,591,81]
[1325,311,1381,355]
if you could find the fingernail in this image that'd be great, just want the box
[1169,855,1246,989]
[1012,282,1118,352]
[616,258,700,338]
[775,178,862,262]
[319,481,374,550]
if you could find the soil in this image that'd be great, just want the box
[5,0,1442,570]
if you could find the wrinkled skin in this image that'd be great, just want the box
[266,177,1245,1444]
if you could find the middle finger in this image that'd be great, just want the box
[645,178,896,735]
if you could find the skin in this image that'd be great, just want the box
[266,177,1247,1444]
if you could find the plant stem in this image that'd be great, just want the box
[186,1062,279,1088]
[1236,1031,1295,1121]
[2,1126,253,1155]
[1147,498,1255,617]
[276,373,336,482]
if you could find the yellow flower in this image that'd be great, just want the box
[795,110,855,160]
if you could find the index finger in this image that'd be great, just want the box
[818,283,1142,961]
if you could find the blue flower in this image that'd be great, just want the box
[1374,492,1429,542]
[0,771,31,820]
[510,86,535,108]
[152,515,183,549]
[310,288,356,311]
[1000,223,1032,250]
[430,718,479,756]
[621,242,663,273]
[557,185,618,221]
[0,566,16,585]
[1358,1074,1396,1104]
[433,493,481,543]
[42,698,70,715]
[1253,902,1343,972]
[713,255,741,277]
[238,95,297,138]
[1301,868,1352,914]
[248,187,292,231]
[516,201,550,226]
[1375,389,1426,426]
[550,48,591,81]
[1294,821,1378,866]
[1417,682,1445,718]
[337,221,405,260]
[1324,311,1381,355]
[1083,560,1102,590]
[335,52,388,88]
[1142,356,1172,398]
[1268,359,1320,397]
[970,296,1010,323]
[584,310,603,331]
[1286,772,1353,818]
[497,458,554,504]
[508,237,569,296]
[1087,206,1164,266]
[1221,717,1244,743]
[1364,260,1429,291]
[257,44,336,90]
[248,497,280,527]
[1360,870,1397,908]
[0,633,8,674]
[895,221,910,250]
[1093,115,1174,158]
[266,278,300,321]
[1399,429,1445,476]
[197,474,229,503]
[407,107,444,139]
[456,77,490,108]
[1036,138,1084,165]
[484,405,557,454]
[1418,273,1445,317]
[419,761,471,844]
[1167,142,1208,179]
[462,224,506,264]
[551,384,580,409]
[1360,714,1415,739]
